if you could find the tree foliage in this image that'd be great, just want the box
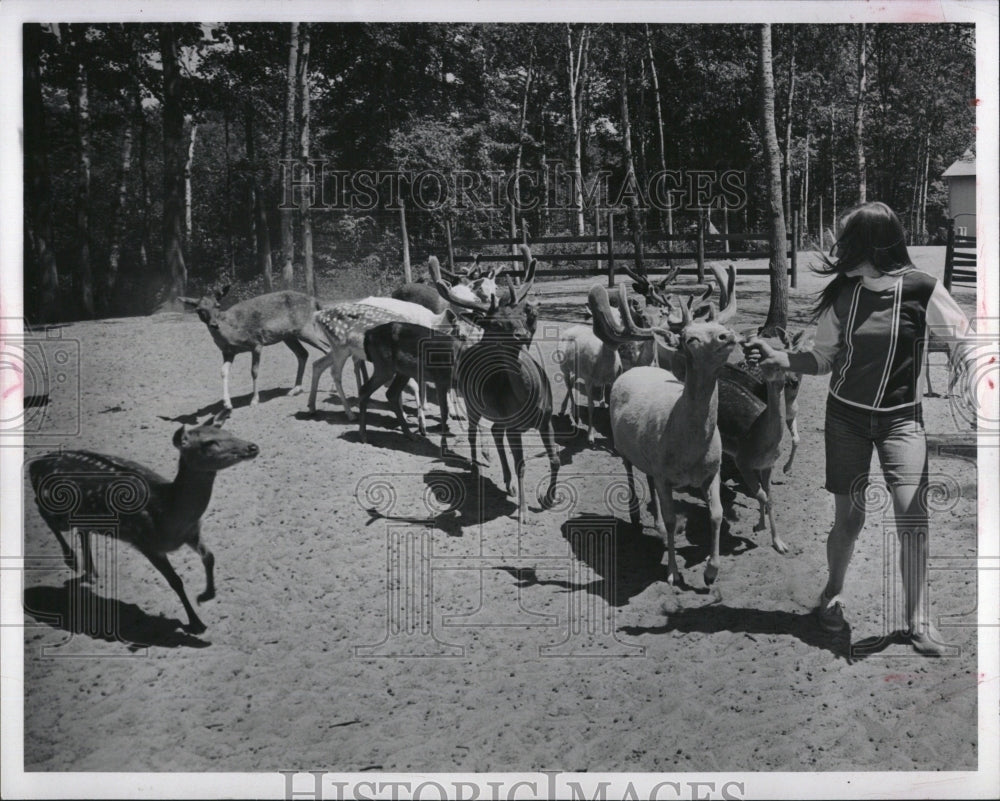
[23,22,975,321]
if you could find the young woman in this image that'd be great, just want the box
[749,201,976,656]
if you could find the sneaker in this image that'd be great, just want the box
[816,592,846,633]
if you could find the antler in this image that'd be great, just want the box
[505,271,534,306]
[589,286,646,345]
[621,283,687,337]
[435,279,495,313]
[704,262,737,323]
[620,262,651,293]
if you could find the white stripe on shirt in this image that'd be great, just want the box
[873,278,902,407]
[832,282,863,395]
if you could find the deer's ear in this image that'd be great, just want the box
[790,330,807,348]
[216,285,231,302]
[179,296,198,308]
[173,425,188,449]
[209,408,231,428]
[651,329,679,351]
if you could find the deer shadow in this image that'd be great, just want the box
[552,406,616,466]
[503,509,757,605]
[293,398,409,427]
[618,604,853,661]
[23,579,211,650]
[162,387,295,424]
[362,467,518,533]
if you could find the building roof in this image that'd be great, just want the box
[943,146,976,177]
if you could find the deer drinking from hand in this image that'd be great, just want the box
[180,287,330,409]
[435,257,560,524]
[591,284,739,586]
[28,409,258,634]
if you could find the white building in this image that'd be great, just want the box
[941,146,976,237]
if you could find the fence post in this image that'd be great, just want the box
[943,218,956,292]
[607,212,616,288]
[696,210,705,284]
[399,199,412,283]
[790,206,799,289]
[445,218,455,272]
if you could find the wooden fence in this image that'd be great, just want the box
[943,218,977,291]
[413,209,800,289]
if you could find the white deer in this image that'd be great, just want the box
[592,284,739,586]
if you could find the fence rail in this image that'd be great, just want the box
[411,209,799,288]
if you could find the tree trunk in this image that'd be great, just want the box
[758,24,789,334]
[539,111,549,235]
[802,131,810,248]
[184,119,198,243]
[854,24,867,204]
[298,23,314,297]
[918,132,931,242]
[160,23,188,305]
[224,107,235,279]
[782,32,796,225]
[619,32,644,275]
[69,29,95,318]
[512,44,535,255]
[830,106,837,232]
[280,22,300,288]
[105,112,134,311]
[136,80,152,294]
[645,25,672,238]
[566,24,589,236]
[245,98,273,289]
[23,23,60,322]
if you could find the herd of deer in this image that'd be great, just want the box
[28,246,812,634]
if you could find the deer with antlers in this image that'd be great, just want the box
[28,409,258,633]
[591,283,739,586]
[435,256,559,523]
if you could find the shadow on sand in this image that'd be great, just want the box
[23,579,211,650]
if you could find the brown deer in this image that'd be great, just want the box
[28,409,258,634]
[592,284,738,586]
[435,260,560,524]
[358,315,465,456]
[179,288,329,409]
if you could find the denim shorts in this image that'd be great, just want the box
[824,394,928,497]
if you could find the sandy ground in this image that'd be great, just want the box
[19,249,981,772]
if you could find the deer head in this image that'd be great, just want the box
[435,257,538,348]
[179,285,232,329]
[591,284,737,374]
[172,408,259,471]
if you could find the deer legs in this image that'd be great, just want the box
[651,476,682,586]
[536,415,559,510]
[192,535,216,604]
[221,355,235,410]
[736,463,787,554]
[701,472,723,586]
[142,550,206,635]
[284,337,309,397]
[623,463,659,527]
[248,348,262,406]
[308,348,355,419]
[783,417,799,474]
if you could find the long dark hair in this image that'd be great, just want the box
[812,201,913,319]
